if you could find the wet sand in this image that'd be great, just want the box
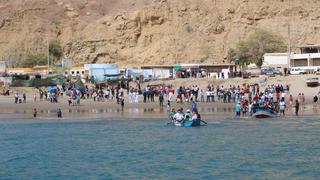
[2,74,320,121]
[1,94,320,121]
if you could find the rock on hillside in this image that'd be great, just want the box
[1,0,320,67]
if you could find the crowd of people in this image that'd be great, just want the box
[10,80,319,119]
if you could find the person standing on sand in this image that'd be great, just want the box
[289,94,293,106]
[235,102,242,117]
[192,101,198,112]
[57,109,62,118]
[279,98,286,117]
[206,89,210,103]
[314,95,318,103]
[295,100,300,116]
[14,93,19,104]
[121,98,124,111]
[23,93,26,103]
[200,90,205,102]
[33,108,37,118]
[39,90,43,101]
[93,91,97,102]
[68,96,72,106]
[76,94,81,105]
[34,92,38,102]
[298,93,302,104]
[159,92,164,107]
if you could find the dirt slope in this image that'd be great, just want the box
[0,0,320,67]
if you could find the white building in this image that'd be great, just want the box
[263,45,320,70]
[62,58,73,68]
[290,45,320,70]
[263,53,289,68]
[0,61,6,73]
[84,64,120,82]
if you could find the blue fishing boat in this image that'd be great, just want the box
[252,107,279,118]
[174,119,202,127]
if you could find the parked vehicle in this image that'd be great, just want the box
[306,77,319,87]
[272,69,283,76]
[314,68,320,75]
[261,68,271,75]
[242,72,251,79]
[261,68,275,77]
[245,68,260,77]
[290,68,307,75]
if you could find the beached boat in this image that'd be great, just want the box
[306,77,319,87]
[252,107,279,118]
[173,119,202,127]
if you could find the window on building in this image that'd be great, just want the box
[301,47,319,54]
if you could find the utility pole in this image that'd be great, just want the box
[287,0,292,68]
[288,24,291,67]
[47,36,50,75]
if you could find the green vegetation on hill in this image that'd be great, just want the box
[229,29,287,67]
[21,54,47,68]
[20,40,63,68]
[49,40,63,64]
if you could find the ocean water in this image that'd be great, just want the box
[1,117,320,179]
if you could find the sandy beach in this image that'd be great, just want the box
[1,74,320,120]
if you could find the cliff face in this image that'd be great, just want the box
[1,0,320,67]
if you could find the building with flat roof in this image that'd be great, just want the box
[263,44,320,70]
[290,45,320,69]
[297,44,320,54]
[84,64,120,82]
[141,64,234,73]
[263,53,289,68]
[141,63,234,79]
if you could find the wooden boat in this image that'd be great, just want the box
[252,107,279,118]
[306,77,319,87]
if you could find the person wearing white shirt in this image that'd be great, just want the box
[206,90,211,102]
[279,98,286,116]
[173,110,184,122]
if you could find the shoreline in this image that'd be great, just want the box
[0,98,319,121]
[2,75,320,121]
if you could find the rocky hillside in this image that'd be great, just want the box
[1,0,320,68]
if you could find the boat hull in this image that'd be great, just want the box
[307,82,319,87]
[174,119,201,127]
[252,107,279,119]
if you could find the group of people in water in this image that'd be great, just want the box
[232,84,302,117]
[169,106,201,123]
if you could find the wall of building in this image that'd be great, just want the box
[263,54,288,66]
[313,58,320,66]
[293,59,308,67]
[84,64,120,82]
